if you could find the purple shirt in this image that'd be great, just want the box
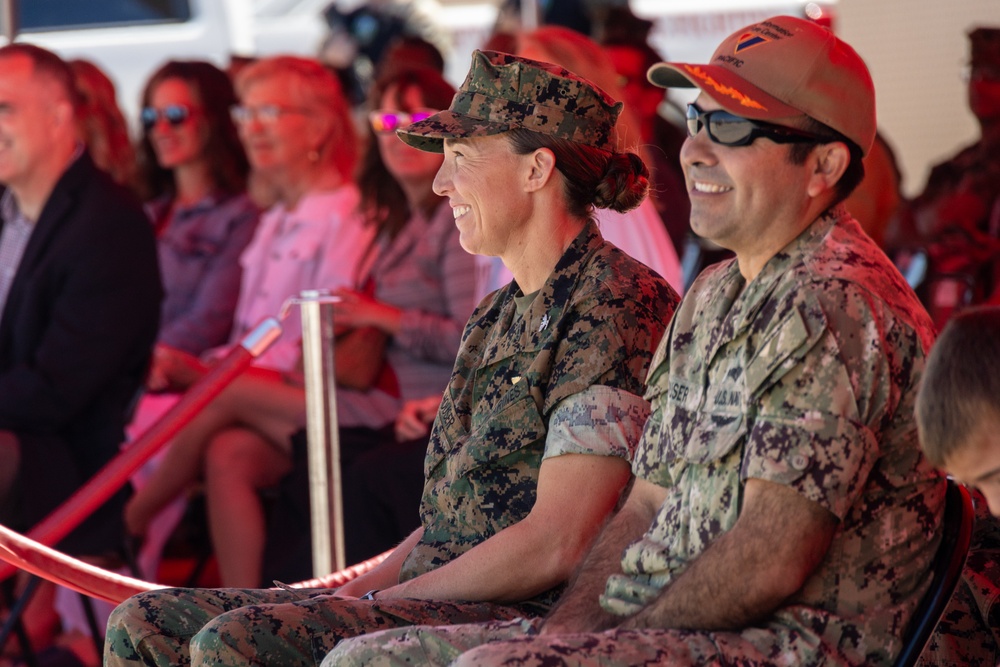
[147,191,259,354]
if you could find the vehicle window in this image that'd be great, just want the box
[19,0,191,32]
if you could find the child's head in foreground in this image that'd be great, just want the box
[916,305,1000,514]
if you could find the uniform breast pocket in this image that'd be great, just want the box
[452,377,547,477]
[684,413,746,464]
[656,386,747,466]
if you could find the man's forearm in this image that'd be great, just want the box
[618,524,774,631]
[620,479,836,632]
[541,496,652,634]
[379,514,578,602]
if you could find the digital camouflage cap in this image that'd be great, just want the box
[397,49,623,153]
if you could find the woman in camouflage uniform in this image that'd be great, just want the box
[104,49,679,667]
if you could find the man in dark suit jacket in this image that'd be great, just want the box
[0,43,162,554]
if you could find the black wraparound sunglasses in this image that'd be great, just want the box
[686,103,834,147]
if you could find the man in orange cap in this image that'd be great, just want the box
[326,15,944,666]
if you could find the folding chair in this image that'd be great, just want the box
[891,479,974,667]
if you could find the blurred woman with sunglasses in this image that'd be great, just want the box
[137,60,260,358]
[123,64,476,587]
[125,56,371,584]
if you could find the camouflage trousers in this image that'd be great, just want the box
[321,617,773,666]
[103,586,528,666]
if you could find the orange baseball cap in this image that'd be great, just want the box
[648,15,875,155]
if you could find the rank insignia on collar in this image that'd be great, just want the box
[538,314,550,332]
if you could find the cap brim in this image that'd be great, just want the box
[647,62,801,121]
[397,109,511,153]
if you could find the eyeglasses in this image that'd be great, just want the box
[685,103,833,147]
[141,105,192,131]
[230,105,309,125]
[368,109,436,134]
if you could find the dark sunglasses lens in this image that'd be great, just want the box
[164,106,189,125]
[410,111,433,124]
[685,105,700,138]
[142,106,189,130]
[141,107,157,130]
[708,114,754,145]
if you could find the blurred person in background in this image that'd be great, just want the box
[493,0,594,38]
[123,55,371,586]
[599,6,691,253]
[57,59,261,667]
[889,27,1000,327]
[261,64,480,576]
[136,60,259,359]
[207,54,371,372]
[0,43,160,666]
[895,27,1000,243]
[373,35,445,81]
[68,59,137,192]
[121,60,262,592]
[122,62,474,589]
[320,0,439,106]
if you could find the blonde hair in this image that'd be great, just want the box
[70,59,137,189]
[235,55,357,183]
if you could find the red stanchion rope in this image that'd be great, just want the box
[0,523,389,604]
[0,314,391,603]
[0,318,282,583]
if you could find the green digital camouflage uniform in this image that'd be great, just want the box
[103,222,676,667]
[324,206,945,667]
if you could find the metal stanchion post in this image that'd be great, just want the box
[521,0,538,30]
[298,289,344,576]
[0,0,18,43]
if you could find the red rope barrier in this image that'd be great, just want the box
[0,522,390,604]
[0,318,282,583]
[0,315,395,604]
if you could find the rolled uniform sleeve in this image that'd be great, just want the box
[543,385,649,462]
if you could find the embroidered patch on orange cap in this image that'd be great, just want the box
[735,33,770,53]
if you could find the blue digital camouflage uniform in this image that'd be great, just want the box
[324,206,945,667]
[103,222,677,666]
